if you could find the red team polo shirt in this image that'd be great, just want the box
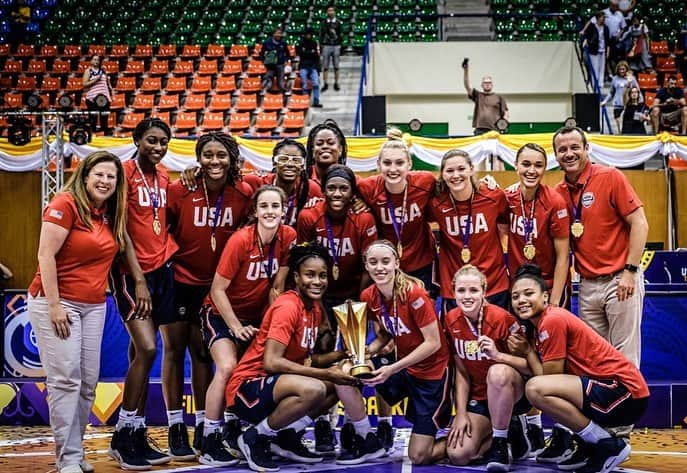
[296,201,378,299]
[205,224,296,323]
[357,172,436,273]
[428,183,510,299]
[554,163,643,279]
[505,184,569,289]
[167,177,253,286]
[225,290,322,406]
[535,306,650,399]
[361,283,449,381]
[122,159,178,273]
[29,193,118,304]
[444,304,521,400]
[243,173,323,226]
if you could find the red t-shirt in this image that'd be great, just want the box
[296,201,377,299]
[167,178,253,286]
[243,172,323,226]
[357,172,436,272]
[361,283,449,381]
[122,159,178,273]
[535,306,650,399]
[444,304,521,400]
[428,183,509,298]
[205,224,296,323]
[29,193,118,304]
[225,290,322,406]
[554,163,643,278]
[506,184,570,288]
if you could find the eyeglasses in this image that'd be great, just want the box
[274,154,305,166]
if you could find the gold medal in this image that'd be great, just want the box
[152,218,162,235]
[461,247,471,264]
[523,243,536,260]
[465,340,480,355]
[397,243,403,259]
[571,221,584,238]
[211,234,217,252]
[304,356,312,367]
[332,264,339,281]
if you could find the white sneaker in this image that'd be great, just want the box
[80,460,94,473]
[59,465,82,473]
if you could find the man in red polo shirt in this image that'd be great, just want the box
[552,126,648,369]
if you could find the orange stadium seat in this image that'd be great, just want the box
[208,93,232,111]
[123,60,145,75]
[62,45,81,58]
[205,44,225,59]
[184,93,206,111]
[228,111,250,131]
[76,60,90,75]
[110,44,129,58]
[0,44,10,57]
[174,111,197,131]
[65,76,83,92]
[235,93,258,111]
[656,56,677,74]
[252,44,262,59]
[676,74,685,89]
[140,77,162,93]
[287,93,310,111]
[157,94,180,110]
[3,59,21,74]
[173,60,194,75]
[291,75,303,93]
[287,45,295,58]
[282,110,305,129]
[181,44,201,59]
[262,93,284,112]
[637,72,658,91]
[644,91,656,108]
[150,110,171,125]
[229,44,249,60]
[165,77,187,94]
[215,75,237,93]
[132,94,155,111]
[87,44,106,58]
[114,76,136,92]
[240,76,262,94]
[201,111,225,131]
[38,45,58,58]
[26,60,46,75]
[50,60,70,76]
[254,111,277,130]
[16,76,37,91]
[197,59,218,76]
[149,60,170,76]
[133,44,153,59]
[102,60,119,74]
[246,59,266,76]
[157,44,177,58]
[2,92,23,109]
[41,76,61,93]
[191,75,212,93]
[649,40,669,56]
[221,59,243,76]
[110,93,126,110]
[120,112,145,130]
[15,44,34,58]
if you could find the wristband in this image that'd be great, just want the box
[624,264,638,273]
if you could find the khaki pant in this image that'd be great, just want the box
[28,296,106,470]
[578,271,644,368]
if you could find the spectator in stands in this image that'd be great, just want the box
[82,55,112,136]
[622,85,649,134]
[9,0,30,48]
[582,11,611,88]
[602,1,628,69]
[650,75,687,135]
[621,14,652,73]
[679,9,687,80]
[462,60,509,135]
[260,28,291,94]
[320,5,343,92]
[601,60,640,133]
[297,27,323,108]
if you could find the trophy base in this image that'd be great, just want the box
[350,364,374,379]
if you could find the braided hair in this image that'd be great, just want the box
[133,117,171,143]
[287,240,332,285]
[306,119,348,177]
[195,132,242,186]
[273,138,310,223]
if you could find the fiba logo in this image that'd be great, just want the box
[3,294,45,378]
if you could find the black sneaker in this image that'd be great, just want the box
[199,431,240,467]
[133,426,171,465]
[322,83,329,92]
[336,432,386,465]
[527,423,546,458]
[221,418,244,459]
[334,83,340,91]
[557,437,590,471]
[314,418,336,453]
[312,102,323,108]
[575,437,631,473]
[339,422,355,452]
[192,422,203,455]
[108,426,151,471]
[484,436,511,472]
[238,426,279,472]
[271,428,323,463]
[168,423,196,461]
[376,420,394,453]
[508,415,531,461]
[537,425,574,463]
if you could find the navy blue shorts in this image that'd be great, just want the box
[110,259,175,325]
[199,305,254,357]
[173,282,209,324]
[580,377,649,427]
[371,356,451,436]
[232,375,281,425]
[466,395,531,419]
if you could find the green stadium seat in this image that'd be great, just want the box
[183,10,202,22]
[375,32,395,43]
[291,7,309,21]
[376,21,395,34]
[152,22,172,35]
[561,19,578,32]
[226,10,244,21]
[519,32,538,41]
[517,18,537,32]
[538,18,559,32]
[193,33,213,46]
[540,32,561,41]
[399,0,416,6]
[352,35,366,48]
[220,23,240,36]
[398,33,416,42]
[397,22,415,34]
[176,22,195,35]
[495,19,515,33]
[246,9,263,21]
[242,22,262,35]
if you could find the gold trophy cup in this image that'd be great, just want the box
[333,300,373,378]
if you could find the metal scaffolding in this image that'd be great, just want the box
[40,113,64,211]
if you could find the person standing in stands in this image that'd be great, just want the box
[581,11,611,87]
[462,59,509,135]
[260,28,291,94]
[82,55,113,136]
[28,151,127,473]
[297,27,323,108]
[320,5,343,92]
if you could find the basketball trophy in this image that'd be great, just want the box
[333,300,373,378]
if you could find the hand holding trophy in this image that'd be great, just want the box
[333,299,374,378]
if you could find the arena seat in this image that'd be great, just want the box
[286,93,310,112]
[157,94,180,110]
[228,111,251,132]
[191,76,212,94]
[165,77,187,94]
[184,93,206,111]
[197,59,219,76]
[281,110,305,130]
[200,111,225,131]
[235,93,258,112]
[149,60,170,76]
[208,94,233,112]
[254,111,278,131]
[120,111,145,131]
[174,111,198,132]
[240,77,262,94]
[262,93,284,112]
[140,77,162,93]
[215,76,237,94]
[221,60,243,76]
[132,94,155,111]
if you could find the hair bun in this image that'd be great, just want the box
[386,127,404,142]
[515,263,544,279]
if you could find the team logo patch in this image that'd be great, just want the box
[557,209,568,219]
[178,306,187,317]
[538,330,549,342]
[581,192,595,208]
[509,322,521,334]
[266,376,274,384]
[411,297,425,310]
[367,226,376,236]
[3,294,45,378]
[468,399,478,407]
[48,209,63,220]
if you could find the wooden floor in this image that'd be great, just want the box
[0,426,683,473]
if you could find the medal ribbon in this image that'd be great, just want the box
[134,158,160,221]
[202,177,225,244]
[284,191,296,225]
[568,173,592,223]
[464,304,484,339]
[449,190,473,250]
[379,289,399,339]
[519,188,537,245]
[384,185,408,248]
[324,215,340,270]
[256,227,277,282]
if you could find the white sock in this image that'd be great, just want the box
[492,428,508,439]
[167,409,184,427]
[577,421,611,445]
[554,423,573,433]
[255,418,278,437]
[203,418,222,437]
[527,414,542,428]
[133,416,146,429]
[378,416,392,425]
[286,415,312,433]
[224,411,239,423]
[195,410,205,426]
[116,408,137,431]
[316,414,329,422]
[352,417,371,437]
